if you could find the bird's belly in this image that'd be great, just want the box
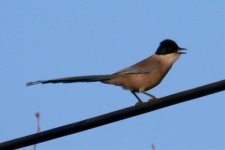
[103,72,165,92]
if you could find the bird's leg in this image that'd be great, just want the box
[131,91,143,105]
[142,92,157,99]
[142,92,157,102]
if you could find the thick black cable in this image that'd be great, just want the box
[0,79,225,150]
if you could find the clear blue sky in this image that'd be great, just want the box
[0,1,224,150]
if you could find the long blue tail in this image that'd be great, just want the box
[26,74,114,86]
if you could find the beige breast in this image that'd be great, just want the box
[103,53,181,92]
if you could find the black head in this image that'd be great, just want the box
[155,39,186,55]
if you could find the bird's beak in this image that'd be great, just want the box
[177,47,187,54]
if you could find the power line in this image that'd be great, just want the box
[0,79,225,150]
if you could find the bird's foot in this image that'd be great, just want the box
[148,97,158,103]
[142,92,157,102]
[135,101,144,106]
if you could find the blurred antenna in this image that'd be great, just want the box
[33,112,40,150]
[152,144,156,150]
[0,79,224,150]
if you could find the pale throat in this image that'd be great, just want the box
[157,53,181,65]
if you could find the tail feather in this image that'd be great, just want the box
[26,74,114,86]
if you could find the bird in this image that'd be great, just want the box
[27,39,187,104]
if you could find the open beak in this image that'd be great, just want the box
[177,47,187,54]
